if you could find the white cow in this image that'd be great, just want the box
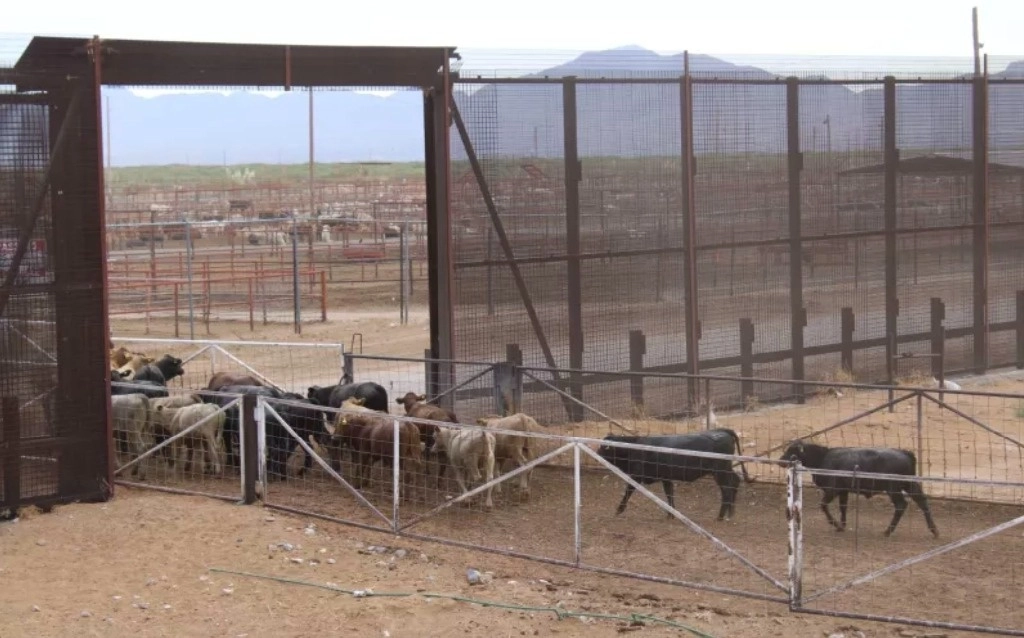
[430,426,497,511]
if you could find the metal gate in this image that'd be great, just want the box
[1,59,111,517]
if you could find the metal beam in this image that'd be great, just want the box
[883,76,899,385]
[787,77,805,403]
[972,72,990,372]
[563,77,584,422]
[680,54,700,407]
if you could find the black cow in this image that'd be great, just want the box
[781,441,939,538]
[134,355,185,385]
[307,381,389,412]
[597,428,752,521]
[198,384,282,470]
[264,393,332,480]
[110,377,169,399]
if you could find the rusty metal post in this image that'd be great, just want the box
[930,297,945,382]
[840,307,855,374]
[786,77,806,404]
[680,54,700,409]
[739,318,755,402]
[2,397,21,511]
[241,393,258,504]
[563,77,584,422]
[628,330,646,411]
[424,50,456,411]
[972,73,990,373]
[883,76,899,395]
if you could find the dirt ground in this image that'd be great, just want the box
[1,488,1005,638]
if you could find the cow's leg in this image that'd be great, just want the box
[515,449,530,502]
[615,484,636,515]
[837,491,850,531]
[661,480,676,518]
[819,490,842,531]
[905,482,940,538]
[884,491,909,537]
[454,465,472,507]
[716,470,741,521]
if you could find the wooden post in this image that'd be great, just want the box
[173,283,180,338]
[739,318,755,402]
[248,278,254,332]
[930,297,946,380]
[840,307,855,374]
[628,329,646,411]
[320,271,327,322]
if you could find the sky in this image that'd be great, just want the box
[2,0,1023,73]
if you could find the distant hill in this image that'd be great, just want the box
[454,46,1024,160]
[105,89,426,166]
[101,47,1024,166]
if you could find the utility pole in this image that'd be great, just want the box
[972,7,983,77]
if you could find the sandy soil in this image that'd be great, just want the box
[0,488,1003,638]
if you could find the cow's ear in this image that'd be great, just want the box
[395,397,403,404]
[417,394,426,402]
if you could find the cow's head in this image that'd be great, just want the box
[596,434,637,464]
[396,391,426,413]
[156,355,185,380]
[780,441,806,464]
[781,440,828,468]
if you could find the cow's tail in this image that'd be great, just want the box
[728,429,755,483]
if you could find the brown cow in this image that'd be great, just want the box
[476,412,545,502]
[206,371,264,392]
[396,391,458,486]
[328,398,422,501]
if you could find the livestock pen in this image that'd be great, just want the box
[108,382,1024,635]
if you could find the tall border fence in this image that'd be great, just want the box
[444,66,1024,416]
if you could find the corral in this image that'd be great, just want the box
[3,34,1024,638]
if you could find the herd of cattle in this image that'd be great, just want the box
[108,344,942,537]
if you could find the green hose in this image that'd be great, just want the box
[208,567,718,638]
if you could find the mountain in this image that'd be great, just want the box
[99,47,1024,166]
[454,46,1024,160]
[105,89,426,166]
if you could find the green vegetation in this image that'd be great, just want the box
[106,161,426,188]
[105,147,917,189]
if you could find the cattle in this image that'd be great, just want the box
[134,355,186,385]
[109,346,138,369]
[395,391,457,451]
[781,441,940,538]
[110,393,153,481]
[111,377,170,399]
[114,354,155,380]
[597,429,752,521]
[429,426,497,511]
[476,412,545,502]
[307,381,389,412]
[264,392,332,480]
[149,394,204,460]
[206,371,264,392]
[155,402,226,478]
[198,384,281,470]
[326,398,422,500]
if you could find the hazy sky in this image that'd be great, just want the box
[3,0,1023,71]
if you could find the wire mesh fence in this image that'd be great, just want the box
[105,387,1024,635]
[109,336,345,395]
[448,71,1024,416]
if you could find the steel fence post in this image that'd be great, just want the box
[393,417,401,533]
[573,442,582,567]
[787,462,804,609]
[241,393,257,504]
